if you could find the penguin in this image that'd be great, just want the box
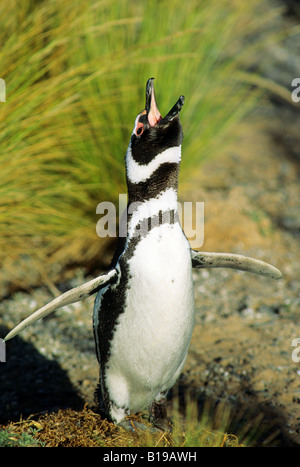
[92,78,194,427]
[4,78,282,430]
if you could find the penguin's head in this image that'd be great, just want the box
[126,78,185,186]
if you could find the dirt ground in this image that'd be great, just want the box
[1,3,300,446]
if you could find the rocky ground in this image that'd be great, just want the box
[0,1,300,447]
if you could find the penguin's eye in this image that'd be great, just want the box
[135,121,144,137]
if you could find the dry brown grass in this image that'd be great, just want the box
[0,406,243,447]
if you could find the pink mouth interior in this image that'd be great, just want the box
[148,87,162,127]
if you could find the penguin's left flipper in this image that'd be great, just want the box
[4,268,118,342]
[191,250,282,280]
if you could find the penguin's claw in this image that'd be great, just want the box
[117,418,160,433]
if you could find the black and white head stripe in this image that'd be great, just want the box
[126,144,181,184]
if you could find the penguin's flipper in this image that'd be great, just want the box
[191,250,282,280]
[4,268,118,341]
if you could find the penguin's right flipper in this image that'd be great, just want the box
[4,268,118,342]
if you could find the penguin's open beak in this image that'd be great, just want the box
[145,78,185,127]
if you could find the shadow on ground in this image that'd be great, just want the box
[0,325,84,425]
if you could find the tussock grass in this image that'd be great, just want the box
[0,0,286,289]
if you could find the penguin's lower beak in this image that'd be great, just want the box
[145,78,184,126]
[163,94,185,123]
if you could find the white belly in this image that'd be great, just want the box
[105,223,195,415]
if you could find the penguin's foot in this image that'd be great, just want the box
[149,400,173,432]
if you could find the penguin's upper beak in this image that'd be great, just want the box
[145,78,185,127]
